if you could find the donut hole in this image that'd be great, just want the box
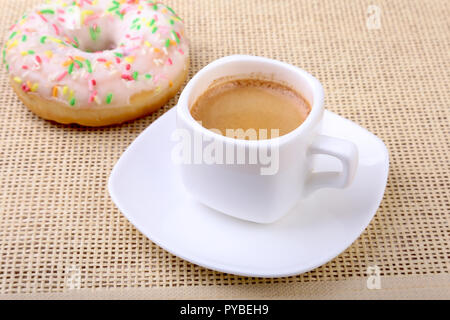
[78,36,118,53]
[64,16,122,53]
[70,27,120,53]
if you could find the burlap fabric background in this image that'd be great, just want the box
[0,0,448,298]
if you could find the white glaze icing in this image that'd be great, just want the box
[4,0,189,108]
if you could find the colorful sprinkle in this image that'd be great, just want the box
[56,71,68,81]
[89,26,100,41]
[62,59,73,67]
[171,30,180,43]
[121,74,133,81]
[81,10,94,24]
[49,37,63,44]
[106,93,113,104]
[73,36,80,48]
[22,83,30,92]
[39,9,55,15]
[44,51,53,59]
[38,14,48,23]
[115,10,124,19]
[74,60,83,68]
[7,40,18,50]
[89,90,97,103]
[68,63,74,74]
[108,1,120,12]
[31,83,39,92]
[85,60,92,73]
[166,6,177,16]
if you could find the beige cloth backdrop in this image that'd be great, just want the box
[0,0,449,299]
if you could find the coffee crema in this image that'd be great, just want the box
[190,78,311,140]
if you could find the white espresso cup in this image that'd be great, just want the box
[175,55,358,223]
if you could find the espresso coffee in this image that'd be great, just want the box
[190,78,311,140]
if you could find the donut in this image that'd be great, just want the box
[3,0,189,126]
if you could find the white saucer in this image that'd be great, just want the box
[108,109,389,277]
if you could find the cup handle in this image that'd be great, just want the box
[304,135,359,196]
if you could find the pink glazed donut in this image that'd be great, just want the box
[4,0,189,126]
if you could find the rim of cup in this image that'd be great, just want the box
[177,55,324,147]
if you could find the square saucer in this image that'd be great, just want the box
[109,109,389,277]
